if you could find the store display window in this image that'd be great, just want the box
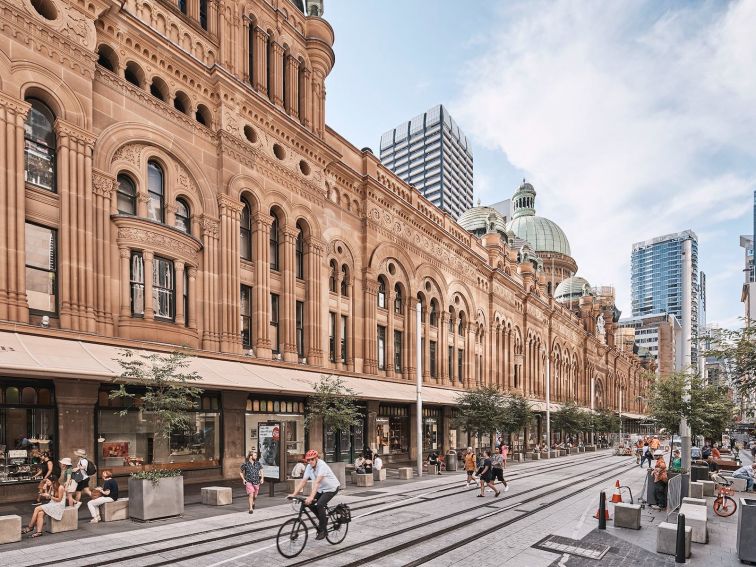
[422,407,442,452]
[0,381,56,484]
[376,404,409,455]
[245,396,305,480]
[97,386,221,474]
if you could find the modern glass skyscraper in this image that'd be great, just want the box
[379,104,473,219]
[631,230,699,366]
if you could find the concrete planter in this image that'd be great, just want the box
[584,445,597,452]
[128,476,184,521]
[737,498,756,562]
[329,462,346,489]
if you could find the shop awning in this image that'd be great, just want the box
[0,331,462,405]
[621,412,647,420]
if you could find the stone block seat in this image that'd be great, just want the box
[354,473,374,487]
[657,521,691,557]
[373,468,386,481]
[700,480,715,497]
[679,502,708,544]
[613,503,641,530]
[201,486,233,506]
[0,515,21,544]
[286,479,313,495]
[102,498,129,522]
[45,507,78,534]
[397,467,413,480]
[689,482,704,500]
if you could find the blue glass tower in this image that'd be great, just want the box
[631,230,699,364]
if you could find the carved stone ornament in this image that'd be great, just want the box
[22,0,97,50]
[92,170,116,198]
[112,144,143,167]
[115,222,200,266]
[201,216,220,237]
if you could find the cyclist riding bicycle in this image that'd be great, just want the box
[288,449,340,540]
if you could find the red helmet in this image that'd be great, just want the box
[305,449,319,460]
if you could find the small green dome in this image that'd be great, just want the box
[457,205,509,240]
[554,276,592,303]
[505,180,571,256]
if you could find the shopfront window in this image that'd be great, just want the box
[97,387,220,475]
[0,382,56,484]
[245,397,305,479]
[376,405,409,455]
[422,407,441,453]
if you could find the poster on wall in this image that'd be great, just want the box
[258,422,281,481]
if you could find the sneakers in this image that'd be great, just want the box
[89,518,99,524]
[504,485,510,492]
[315,531,327,540]
[248,510,254,514]
[74,501,82,510]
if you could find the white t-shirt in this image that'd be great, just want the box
[304,460,340,493]
[78,458,90,480]
[373,456,383,471]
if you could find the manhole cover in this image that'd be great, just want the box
[350,490,387,497]
[532,535,610,560]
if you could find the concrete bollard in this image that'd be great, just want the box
[676,514,686,564]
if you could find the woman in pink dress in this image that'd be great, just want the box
[501,443,509,468]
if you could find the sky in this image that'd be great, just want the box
[322,0,756,329]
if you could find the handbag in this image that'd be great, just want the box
[72,470,85,483]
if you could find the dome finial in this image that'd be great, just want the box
[476,197,481,207]
[512,179,536,219]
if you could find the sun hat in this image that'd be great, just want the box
[74,449,87,457]
[653,450,664,457]
[59,457,72,466]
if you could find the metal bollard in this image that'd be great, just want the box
[675,513,686,563]
[598,490,607,530]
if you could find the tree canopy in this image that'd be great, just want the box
[305,375,363,433]
[552,401,590,435]
[706,323,756,396]
[454,387,532,438]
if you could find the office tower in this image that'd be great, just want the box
[379,104,473,219]
[631,230,699,367]
[618,313,682,375]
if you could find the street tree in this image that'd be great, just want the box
[109,350,202,439]
[305,375,363,433]
[454,386,509,448]
[706,323,756,396]
[591,408,620,436]
[503,394,532,444]
[551,400,590,441]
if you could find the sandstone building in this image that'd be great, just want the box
[0,0,650,497]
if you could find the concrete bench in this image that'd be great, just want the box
[45,507,78,533]
[657,521,691,557]
[528,452,541,460]
[689,482,704,499]
[513,453,524,463]
[578,447,585,453]
[0,515,21,544]
[721,476,749,492]
[558,450,567,457]
[584,445,597,452]
[613,503,641,530]
[549,450,558,459]
[700,480,715,497]
[286,479,313,494]
[201,486,233,506]
[102,498,129,522]
[679,503,707,543]
[540,452,549,459]
[373,468,386,481]
[682,496,706,507]
[397,467,413,480]
[352,473,374,487]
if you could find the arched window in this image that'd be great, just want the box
[149,77,169,102]
[269,211,280,271]
[178,0,187,14]
[248,19,255,87]
[329,259,337,292]
[429,299,438,326]
[124,61,144,88]
[196,104,211,127]
[24,98,56,192]
[147,161,164,222]
[295,222,305,279]
[175,198,191,234]
[377,276,387,309]
[448,307,455,333]
[282,45,291,112]
[298,58,306,122]
[199,0,208,30]
[458,312,465,335]
[173,91,191,114]
[266,33,274,101]
[394,284,403,314]
[116,173,137,215]
[96,44,118,73]
[240,198,252,261]
[340,265,349,296]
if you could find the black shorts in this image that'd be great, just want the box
[76,479,89,491]
[492,468,504,482]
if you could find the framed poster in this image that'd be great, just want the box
[258,422,282,481]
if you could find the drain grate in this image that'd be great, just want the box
[350,490,387,497]
[532,534,610,560]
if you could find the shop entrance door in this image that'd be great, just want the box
[324,424,364,463]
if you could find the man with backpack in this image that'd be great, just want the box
[72,448,97,508]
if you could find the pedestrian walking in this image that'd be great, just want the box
[72,449,94,509]
[463,447,476,487]
[651,450,668,510]
[240,450,264,514]
[491,447,509,492]
[476,451,500,498]
[501,443,508,469]
[640,441,653,469]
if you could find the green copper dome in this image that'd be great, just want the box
[457,204,509,240]
[504,180,571,256]
[554,276,592,303]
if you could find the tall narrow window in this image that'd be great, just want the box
[25,223,57,314]
[241,285,252,348]
[340,315,347,363]
[448,309,455,333]
[178,0,187,14]
[282,47,290,112]
[147,161,164,223]
[329,260,337,292]
[429,300,438,327]
[329,312,336,362]
[394,330,403,373]
[295,223,305,279]
[377,325,386,370]
[183,269,190,327]
[458,349,464,384]
[175,198,191,234]
[270,293,280,354]
[199,0,208,30]
[394,284,403,314]
[153,256,175,320]
[458,312,465,336]
[296,300,305,358]
[24,98,56,192]
[340,265,349,296]
[448,346,454,383]
[266,34,273,101]
[269,213,280,271]
[430,341,437,378]
[377,277,386,309]
[130,252,145,316]
[116,174,137,215]
[297,60,306,122]
[240,199,252,260]
[248,21,255,87]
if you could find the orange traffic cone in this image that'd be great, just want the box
[593,508,611,521]
[610,480,623,504]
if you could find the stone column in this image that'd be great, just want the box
[118,247,130,318]
[406,298,416,380]
[54,380,99,465]
[92,171,116,333]
[439,313,448,383]
[301,66,312,128]
[253,27,268,93]
[385,292,394,377]
[188,267,198,329]
[201,216,221,350]
[465,324,474,389]
[175,261,185,324]
[221,390,247,479]
[305,238,323,366]
[281,226,298,362]
[270,41,285,108]
[363,276,377,374]
[286,55,300,117]
[253,212,271,358]
[143,251,154,320]
[219,195,243,353]
[423,308,431,384]
[311,70,326,137]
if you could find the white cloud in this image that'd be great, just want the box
[454,0,756,322]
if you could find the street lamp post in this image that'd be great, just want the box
[416,300,423,478]
[542,345,551,454]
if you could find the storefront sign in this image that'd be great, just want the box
[258,422,282,481]
[8,450,27,459]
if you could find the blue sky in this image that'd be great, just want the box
[322,0,756,329]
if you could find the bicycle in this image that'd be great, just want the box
[711,473,738,517]
[277,495,351,558]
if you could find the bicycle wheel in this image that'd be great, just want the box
[713,495,737,517]
[325,515,349,545]
[276,518,308,558]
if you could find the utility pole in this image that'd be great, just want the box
[416,300,423,478]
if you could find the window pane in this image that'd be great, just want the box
[147,162,164,222]
[175,199,190,233]
[25,223,57,313]
[24,100,56,192]
[152,257,174,319]
[241,285,252,348]
[117,174,136,215]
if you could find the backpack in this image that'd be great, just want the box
[85,458,97,476]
